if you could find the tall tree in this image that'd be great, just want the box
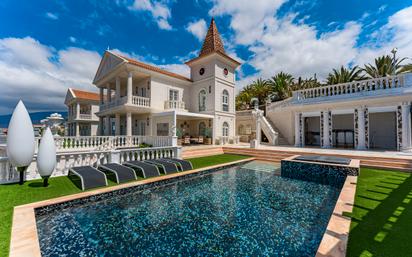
[363,55,410,78]
[327,66,364,85]
[268,72,294,100]
[235,78,271,110]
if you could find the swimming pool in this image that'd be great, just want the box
[36,161,344,256]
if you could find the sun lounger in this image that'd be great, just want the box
[124,161,160,178]
[145,159,179,174]
[68,166,108,191]
[162,158,193,171]
[98,163,137,183]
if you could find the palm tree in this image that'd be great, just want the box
[327,66,364,85]
[293,76,322,90]
[268,72,294,100]
[363,55,409,78]
[235,78,271,110]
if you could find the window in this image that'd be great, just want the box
[169,89,179,101]
[245,125,252,135]
[222,90,229,112]
[157,123,169,136]
[199,122,206,136]
[222,122,229,137]
[199,89,207,111]
[238,125,244,135]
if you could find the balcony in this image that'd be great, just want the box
[100,96,150,111]
[164,100,186,111]
[78,113,92,120]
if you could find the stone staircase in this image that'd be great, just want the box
[182,146,224,159]
[265,118,289,145]
[223,147,412,172]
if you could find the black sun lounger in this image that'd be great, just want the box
[163,158,193,171]
[145,159,179,174]
[68,166,108,191]
[98,163,137,183]
[124,161,160,178]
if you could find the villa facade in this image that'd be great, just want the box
[92,19,240,145]
[264,73,412,151]
[64,88,100,136]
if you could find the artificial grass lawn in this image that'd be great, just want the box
[346,168,412,257]
[0,154,250,256]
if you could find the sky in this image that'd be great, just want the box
[0,0,412,114]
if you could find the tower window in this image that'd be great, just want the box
[222,89,229,112]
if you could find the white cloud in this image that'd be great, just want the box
[69,36,77,43]
[209,1,412,87]
[45,12,58,20]
[0,37,101,114]
[186,19,207,41]
[128,0,173,30]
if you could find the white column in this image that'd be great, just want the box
[100,87,104,105]
[106,116,111,136]
[116,76,121,101]
[107,83,111,103]
[322,110,331,148]
[75,123,80,137]
[127,72,133,104]
[115,114,121,136]
[294,112,301,147]
[172,111,177,146]
[401,102,411,150]
[126,112,132,136]
[357,107,366,150]
[76,102,80,119]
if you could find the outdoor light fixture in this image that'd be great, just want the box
[36,127,56,187]
[7,101,35,185]
[146,117,150,126]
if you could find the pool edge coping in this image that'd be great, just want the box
[9,157,255,257]
[316,175,358,257]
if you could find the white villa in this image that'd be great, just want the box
[250,73,412,151]
[65,88,100,136]
[92,18,240,145]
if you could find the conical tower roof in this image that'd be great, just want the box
[199,18,225,57]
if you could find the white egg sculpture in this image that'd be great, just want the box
[37,127,56,186]
[7,101,35,184]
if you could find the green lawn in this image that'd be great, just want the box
[346,168,412,257]
[0,154,250,257]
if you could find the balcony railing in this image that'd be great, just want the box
[292,73,411,103]
[164,100,186,110]
[79,113,92,120]
[100,96,150,111]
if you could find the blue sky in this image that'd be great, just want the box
[0,0,411,114]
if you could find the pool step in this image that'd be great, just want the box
[223,147,412,172]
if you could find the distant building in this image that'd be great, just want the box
[64,88,100,136]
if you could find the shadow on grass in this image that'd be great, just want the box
[346,169,412,257]
[28,182,44,188]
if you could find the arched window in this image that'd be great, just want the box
[238,124,244,135]
[222,90,229,111]
[222,122,229,137]
[199,122,206,136]
[199,89,206,111]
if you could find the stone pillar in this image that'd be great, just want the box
[127,72,133,104]
[126,112,132,136]
[106,116,111,136]
[107,83,111,103]
[115,114,121,136]
[75,123,80,137]
[357,107,366,150]
[401,102,411,151]
[76,102,80,119]
[322,110,331,148]
[100,87,104,105]
[116,76,121,101]
[294,112,301,147]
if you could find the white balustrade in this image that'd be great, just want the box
[0,146,180,183]
[132,96,151,107]
[79,113,92,119]
[164,100,186,110]
[293,74,409,102]
[218,136,240,145]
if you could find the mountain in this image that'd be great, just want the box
[0,111,68,128]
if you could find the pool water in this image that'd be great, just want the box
[36,161,343,256]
